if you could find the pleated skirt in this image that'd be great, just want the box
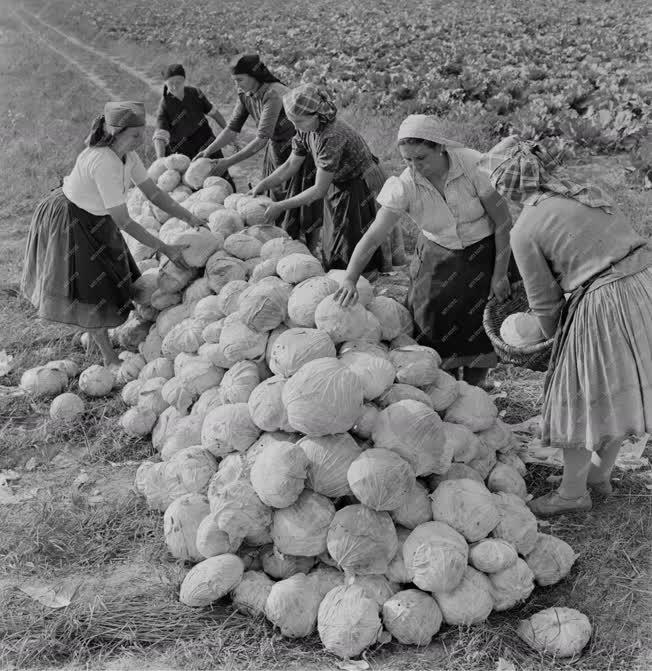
[542,267,652,451]
[20,188,140,329]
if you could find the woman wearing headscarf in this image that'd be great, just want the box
[483,136,652,516]
[335,114,514,387]
[153,64,235,189]
[197,55,323,251]
[253,83,399,273]
[22,101,205,370]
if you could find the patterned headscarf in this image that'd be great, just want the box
[283,84,337,124]
[86,101,146,147]
[481,136,614,212]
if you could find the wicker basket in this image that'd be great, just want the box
[483,281,553,372]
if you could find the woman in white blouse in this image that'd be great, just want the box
[21,101,204,369]
[335,114,514,387]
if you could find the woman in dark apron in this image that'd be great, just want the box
[252,83,399,273]
[334,114,514,387]
[153,64,235,190]
[196,55,322,249]
[22,101,204,370]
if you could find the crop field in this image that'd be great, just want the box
[0,0,651,669]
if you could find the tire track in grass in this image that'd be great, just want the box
[11,9,157,127]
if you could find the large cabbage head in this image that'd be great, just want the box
[177,358,224,397]
[299,433,362,498]
[390,480,433,529]
[346,448,415,512]
[487,557,534,612]
[524,533,577,586]
[338,350,395,401]
[287,275,339,327]
[219,314,268,366]
[423,369,460,412]
[433,565,494,625]
[276,253,324,284]
[487,462,528,501]
[249,441,308,508]
[282,358,363,436]
[491,492,538,555]
[444,380,498,432]
[367,295,413,341]
[272,490,335,556]
[221,360,260,403]
[382,589,442,646]
[269,328,336,378]
[248,376,292,432]
[442,422,482,463]
[161,318,204,358]
[468,538,518,574]
[372,400,449,476]
[205,252,247,293]
[265,573,323,638]
[179,554,244,607]
[402,521,468,593]
[326,504,398,575]
[163,492,210,562]
[201,403,261,457]
[388,345,442,386]
[318,584,382,659]
[517,607,592,658]
[314,295,368,343]
[238,281,290,333]
[430,478,500,542]
[232,570,275,616]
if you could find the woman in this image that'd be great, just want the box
[483,136,652,516]
[253,83,397,273]
[335,114,513,387]
[197,54,323,251]
[153,64,235,190]
[22,101,205,370]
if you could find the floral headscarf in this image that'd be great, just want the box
[283,83,337,125]
[481,136,614,212]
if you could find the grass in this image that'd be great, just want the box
[0,0,651,669]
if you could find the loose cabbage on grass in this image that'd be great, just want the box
[517,607,592,658]
[179,554,244,607]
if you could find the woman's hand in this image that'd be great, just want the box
[185,214,208,230]
[489,273,511,302]
[249,180,268,197]
[161,243,191,270]
[334,278,359,308]
[192,150,207,161]
[263,202,284,225]
[210,158,230,175]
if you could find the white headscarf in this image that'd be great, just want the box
[397,114,463,147]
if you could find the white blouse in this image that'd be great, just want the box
[62,147,148,216]
[376,148,495,250]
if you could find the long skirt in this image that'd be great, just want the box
[261,138,324,236]
[20,188,140,329]
[321,167,385,273]
[542,266,652,451]
[408,233,498,370]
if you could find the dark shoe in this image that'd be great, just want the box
[528,490,592,517]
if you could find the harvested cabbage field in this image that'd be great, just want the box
[1,0,651,669]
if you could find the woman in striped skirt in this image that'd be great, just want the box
[482,136,652,516]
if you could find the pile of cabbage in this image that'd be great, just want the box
[76,157,582,659]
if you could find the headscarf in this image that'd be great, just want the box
[230,54,282,84]
[397,114,463,147]
[283,83,337,125]
[163,63,186,80]
[86,101,146,147]
[480,136,614,212]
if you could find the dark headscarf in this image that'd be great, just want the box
[85,101,146,147]
[230,54,283,84]
[163,63,186,96]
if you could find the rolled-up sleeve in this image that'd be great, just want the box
[376,176,412,215]
[292,132,309,157]
[510,223,564,326]
[226,95,249,133]
[256,91,283,140]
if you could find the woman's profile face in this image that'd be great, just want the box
[121,126,146,150]
[165,75,185,98]
[233,73,258,92]
[287,112,319,132]
[399,142,444,178]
